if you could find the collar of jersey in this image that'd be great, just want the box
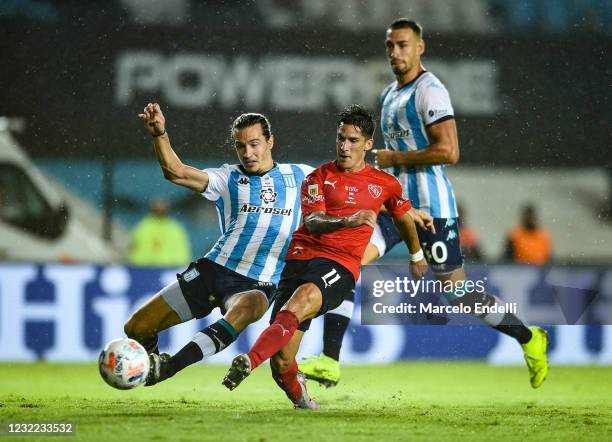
[332,160,372,174]
[396,69,428,90]
[238,162,278,177]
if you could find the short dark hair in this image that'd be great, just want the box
[337,104,376,139]
[389,18,423,39]
[230,113,272,141]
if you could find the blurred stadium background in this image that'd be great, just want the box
[0,0,611,376]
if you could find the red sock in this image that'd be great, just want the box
[272,359,302,402]
[247,310,299,369]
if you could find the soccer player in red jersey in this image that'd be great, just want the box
[222,105,429,409]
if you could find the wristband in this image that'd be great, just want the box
[152,129,166,137]
[410,249,424,262]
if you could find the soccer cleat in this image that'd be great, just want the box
[222,354,252,391]
[521,326,549,389]
[144,352,172,387]
[298,353,340,388]
[293,372,320,410]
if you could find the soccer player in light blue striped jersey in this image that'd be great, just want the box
[125,103,312,386]
[306,19,548,389]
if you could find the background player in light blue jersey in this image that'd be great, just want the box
[124,103,312,386]
[303,19,549,390]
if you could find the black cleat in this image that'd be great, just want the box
[144,352,172,387]
[222,354,252,390]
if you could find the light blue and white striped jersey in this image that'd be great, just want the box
[380,71,458,218]
[202,163,313,285]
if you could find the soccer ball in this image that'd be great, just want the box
[98,338,150,390]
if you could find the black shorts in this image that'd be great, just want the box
[377,211,403,253]
[270,258,355,332]
[417,218,465,273]
[371,215,464,274]
[177,258,276,318]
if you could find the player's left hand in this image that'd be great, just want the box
[409,208,436,234]
[372,149,397,168]
[409,258,428,280]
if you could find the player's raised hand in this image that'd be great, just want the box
[138,103,166,136]
[409,208,436,234]
[345,209,377,229]
[409,258,428,280]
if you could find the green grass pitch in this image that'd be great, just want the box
[0,362,611,441]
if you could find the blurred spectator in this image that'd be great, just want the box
[504,203,552,264]
[128,198,191,267]
[458,203,484,262]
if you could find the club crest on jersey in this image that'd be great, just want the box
[308,184,319,196]
[259,188,277,204]
[389,129,410,139]
[282,174,296,188]
[368,184,382,199]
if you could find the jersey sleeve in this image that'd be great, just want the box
[201,165,231,201]
[384,176,412,217]
[416,78,455,127]
[300,169,326,215]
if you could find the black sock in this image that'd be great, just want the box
[496,322,533,344]
[168,342,203,375]
[450,292,532,344]
[323,313,350,361]
[169,319,237,375]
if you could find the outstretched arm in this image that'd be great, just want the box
[304,209,377,235]
[374,119,459,167]
[393,212,429,279]
[138,103,210,193]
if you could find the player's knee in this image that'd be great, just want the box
[286,284,321,316]
[229,294,268,323]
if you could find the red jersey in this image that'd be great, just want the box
[286,161,412,281]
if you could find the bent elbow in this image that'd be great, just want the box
[303,220,317,234]
[443,144,460,164]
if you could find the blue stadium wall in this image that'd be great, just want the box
[1,263,611,365]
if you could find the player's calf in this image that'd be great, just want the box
[124,316,159,354]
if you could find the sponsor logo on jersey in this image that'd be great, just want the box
[282,174,296,188]
[324,180,337,189]
[389,129,410,139]
[428,109,449,118]
[303,194,323,204]
[345,185,358,204]
[238,177,250,185]
[259,188,277,204]
[368,184,382,199]
[239,204,293,216]
[291,246,304,255]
